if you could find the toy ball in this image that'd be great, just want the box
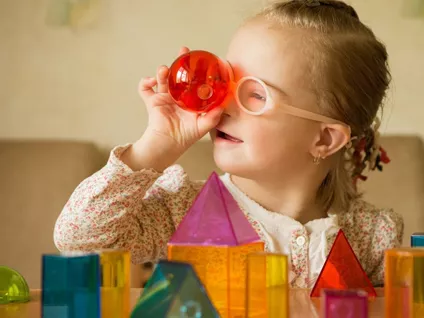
[168,50,232,113]
[0,266,30,304]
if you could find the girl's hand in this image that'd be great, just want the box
[139,46,223,150]
[121,47,223,172]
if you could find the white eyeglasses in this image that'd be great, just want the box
[228,73,351,137]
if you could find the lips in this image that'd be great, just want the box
[215,129,243,143]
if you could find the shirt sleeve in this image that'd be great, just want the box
[53,144,201,264]
[367,208,404,286]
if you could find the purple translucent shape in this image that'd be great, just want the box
[169,172,260,246]
[322,289,368,318]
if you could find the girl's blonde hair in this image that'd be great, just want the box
[253,0,391,213]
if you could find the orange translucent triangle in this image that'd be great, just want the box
[310,229,376,298]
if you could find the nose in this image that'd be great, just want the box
[221,91,240,118]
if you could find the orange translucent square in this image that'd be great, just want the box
[246,252,289,318]
[168,242,264,317]
[385,248,424,318]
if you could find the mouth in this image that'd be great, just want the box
[215,129,243,143]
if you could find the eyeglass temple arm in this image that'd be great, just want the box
[281,104,352,134]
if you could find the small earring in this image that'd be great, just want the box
[313,153,321,165]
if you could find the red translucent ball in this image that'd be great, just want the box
[168,50,232,113]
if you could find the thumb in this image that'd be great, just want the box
[197,107,224,136]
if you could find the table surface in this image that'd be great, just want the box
[0,288,385,318]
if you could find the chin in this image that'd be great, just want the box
[213,147,255,179]
[213,146,290,182]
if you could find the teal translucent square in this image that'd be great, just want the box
[42,253,100,318]
[412,233,424,247]
[131,260,219,318]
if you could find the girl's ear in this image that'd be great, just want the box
[310,123,351,159]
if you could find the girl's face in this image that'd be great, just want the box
[211,21,323,181]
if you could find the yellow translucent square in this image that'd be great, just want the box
[99,249,131,318]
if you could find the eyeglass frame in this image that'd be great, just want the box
[225,67,352,139]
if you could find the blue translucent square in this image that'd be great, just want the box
[411,233,424,247]
[131,260,219,318]
[42,252,100,318]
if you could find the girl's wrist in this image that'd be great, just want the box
[122,129,186,172]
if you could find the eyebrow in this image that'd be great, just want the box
[262,80,290,99]
[227,61,290,99]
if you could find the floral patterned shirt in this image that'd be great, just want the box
[54,144,404,288]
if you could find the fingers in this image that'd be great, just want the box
[178,46,190,57]
[138,77,157,103]
[156,65,169,94]
[197,106,224,136]
[149,91,174,106]
[139,46,190,102]
[156,47,189,94]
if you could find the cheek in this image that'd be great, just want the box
[244,118,315,164]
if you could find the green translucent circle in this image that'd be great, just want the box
[0,266,30,304]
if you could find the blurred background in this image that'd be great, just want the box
[0,0,423,289]
[1,0,424,148]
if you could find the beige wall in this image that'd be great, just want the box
[1,0,423,149]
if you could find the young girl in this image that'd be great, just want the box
[54,0,404,288]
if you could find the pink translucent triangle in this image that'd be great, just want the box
[169,172,261,246]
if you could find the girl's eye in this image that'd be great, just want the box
[251,92,266,101]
